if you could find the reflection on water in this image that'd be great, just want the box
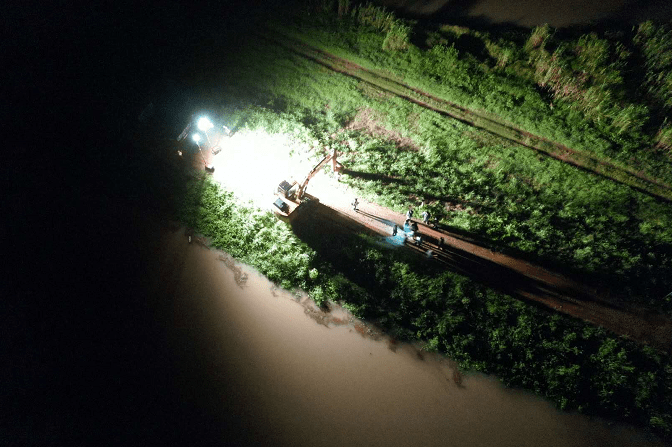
[154,228,664,446]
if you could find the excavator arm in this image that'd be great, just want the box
[296,149,340,201]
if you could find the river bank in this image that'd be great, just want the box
[146,221,665,446]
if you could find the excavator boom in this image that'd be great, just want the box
[296,149,339,201]
[274,148,343,218]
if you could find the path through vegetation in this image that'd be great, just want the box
[306,173,672,352]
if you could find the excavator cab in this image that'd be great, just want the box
[277,180,298,200]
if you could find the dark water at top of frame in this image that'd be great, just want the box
[379,0,672,28]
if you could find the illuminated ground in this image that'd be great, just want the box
[208,129,315,208]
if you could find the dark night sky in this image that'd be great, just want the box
[4,2,285,445]
[3,1,669,445]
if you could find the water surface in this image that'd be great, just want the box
[381,0,672,27]
[151,228,664,446]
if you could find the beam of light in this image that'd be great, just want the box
[210,129,314,207]
[192,133,201,143]
[197,117,214,131]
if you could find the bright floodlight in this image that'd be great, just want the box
[192,134,201,143]
[197,117,214,131]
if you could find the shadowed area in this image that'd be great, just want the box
[379,0,672,27]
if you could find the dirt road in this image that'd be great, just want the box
[305,173,672,352]
[179,108,672,351]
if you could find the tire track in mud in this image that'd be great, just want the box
[259,30,672,203]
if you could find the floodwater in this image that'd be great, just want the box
[381,0,672,27]
[150,228,665,446]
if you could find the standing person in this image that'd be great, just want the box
[406,208,413,221]
[411,222,418,234]
[438,237,444,250]
[421,210,430,225]
[407,224,415,240]
[352,198,359,211]
[392,225,398,236]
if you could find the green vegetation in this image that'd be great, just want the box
[272,4,672,186]
[215,33,672,314]
[168,4,672,440]
[337,117,672,312]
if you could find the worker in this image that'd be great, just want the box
[422,210,430,225]
[411,222,418,233]
[392,225,398,236]
[415,234,422,246]
[352,198,359,211]
[438,237,444,250]
[406,209,413,220]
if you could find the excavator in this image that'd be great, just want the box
[273,149,343,217]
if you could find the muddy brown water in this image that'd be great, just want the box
[150,228,665,446]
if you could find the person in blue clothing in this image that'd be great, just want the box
[411,222,418,233]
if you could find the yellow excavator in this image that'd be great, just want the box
[273,149,342,217]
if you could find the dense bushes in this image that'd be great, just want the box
[336,235,672,439]
[334,115,672,312]
[634,21,672,152]
[280,5,672,182]
[634,21,672,112]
